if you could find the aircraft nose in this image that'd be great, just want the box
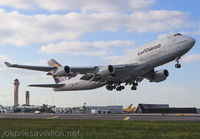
[190,37,196,46]
[186,36,196,48]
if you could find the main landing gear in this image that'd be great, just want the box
[131,81,138,91]
[106,82,125,91]
[175,57,181,68]
[106,84,125,91]
[106,81,139,91]
[116,85,125,91]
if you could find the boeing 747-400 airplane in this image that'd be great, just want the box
[5,33,196,91]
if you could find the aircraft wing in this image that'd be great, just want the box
[70,66,98,74]
[5,62,98,73]
[28,84,65,88]
[68,63,140,78]
[114,63,140,70]
[73,63,140,73]
[5,62,55,72]
[5,61,142,79]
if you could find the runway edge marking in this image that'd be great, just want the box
[123,116,130,120]
[46,116,59,119]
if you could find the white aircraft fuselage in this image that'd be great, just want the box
[54,33,195,91]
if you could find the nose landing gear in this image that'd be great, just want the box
[175,64,181,68]
[175,57,181,68]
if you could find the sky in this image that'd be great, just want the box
[0,0,200,108]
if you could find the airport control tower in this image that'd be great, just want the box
[25,91,30,106]
[13,79,20,106]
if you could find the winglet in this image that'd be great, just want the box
[4,62,13,67]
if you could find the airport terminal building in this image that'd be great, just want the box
[86,105,123,114]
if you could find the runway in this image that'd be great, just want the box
[1,113,200,121]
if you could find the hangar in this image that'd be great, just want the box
[136,104,197,114]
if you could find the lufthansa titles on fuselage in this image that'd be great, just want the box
[138,44,161,55]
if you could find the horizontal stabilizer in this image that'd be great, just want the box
[28,84,65,88]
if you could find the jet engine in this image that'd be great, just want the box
[98,65,115,77]
[149,70,169,83]
[53,66,71,76]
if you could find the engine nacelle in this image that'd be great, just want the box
[98,65,115,77]
[53,66,71,76]
[149,70,169,83]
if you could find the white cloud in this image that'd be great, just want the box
[0,9,192,46]
[0,55,12,63]
[0,0,154,12]
[126,10,191,32]
[182,54,200,63]
[36,0,155,12]
[179,21,200,36]
[189,22,200,35]
[39,40,134,56]
[0,0,35,9]
[101,56,121,61]
[92,40,135,49]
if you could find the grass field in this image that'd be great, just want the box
[0,119,200,139]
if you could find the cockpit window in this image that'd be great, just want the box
[174,33,182,36]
